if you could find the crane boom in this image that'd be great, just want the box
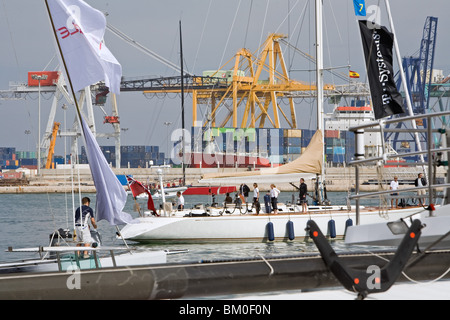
[45,122,60,169]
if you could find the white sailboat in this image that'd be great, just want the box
[118,0,428,243]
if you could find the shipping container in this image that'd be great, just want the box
[1,172,23,179]
[325,130,340,138]
[332,154,344,163]
[286,154,301,162]
[326,147,333,155]
[4,165,20,170]
[287,147,302,154]
[333,147,345,155]
[28,71,60,87]
[284,137,301,147]
[283,129,302,138]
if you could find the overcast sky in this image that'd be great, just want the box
[1,0,449,156]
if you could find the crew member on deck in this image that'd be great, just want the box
[177,191,185,210]
[299,178,308,213]
[252,183,260,214]
[270,184,280,214]
[75,197,98,258]
[390,176,399,208]
[414,173,427,206]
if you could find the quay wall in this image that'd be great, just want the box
[0,166,446,194]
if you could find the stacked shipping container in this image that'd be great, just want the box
[191,127,357,165]
[80,145,165,168]
[1,128,358,170]
[0,147,19,170]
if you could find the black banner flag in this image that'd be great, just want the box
[358,20,405,120]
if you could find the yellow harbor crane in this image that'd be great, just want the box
[45,122,60,169]
[143,33,334,129]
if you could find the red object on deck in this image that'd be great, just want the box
[183,186,237,195]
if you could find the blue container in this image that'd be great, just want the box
[288,147,302,154]
[333,154,344,163]
[334,147,345,155]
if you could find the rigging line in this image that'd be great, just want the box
[145,98,166,145]
[1,0,20,78]
[243,0,253,49]
[327,0,344,45]
[204,0,242,122]
[43,54,58,72]
[288,0,309,71]
[323,7,336,90]
[192,0,212,73]
[218,0,242,70]
[274,0,300,35]
[363,248,450,285]
[346,0,351,74]
[282,40,349,82]
[257,0,271,57]
[106,23,193,76]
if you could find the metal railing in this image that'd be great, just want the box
[348,111,450,225]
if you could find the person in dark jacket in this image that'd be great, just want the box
[299,178,308,213]
[414,173,427,206]
[239,184,250,203]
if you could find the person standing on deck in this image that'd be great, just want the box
[252,183,260,214]
[270,184,280,214]
[414,173,427,207]
[177,191,185,210]
[390,176,399,208]
[75,197,98,258]
[299,178,308,213]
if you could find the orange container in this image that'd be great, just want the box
[28,71,60,86]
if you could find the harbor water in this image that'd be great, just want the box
[0,191,393,264]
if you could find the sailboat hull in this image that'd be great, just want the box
[119,207,424,243]
[345,205,450,248]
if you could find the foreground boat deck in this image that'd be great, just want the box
[1,249,449,300]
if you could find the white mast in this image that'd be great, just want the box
[315,0,325,204]
[384,0,425,168]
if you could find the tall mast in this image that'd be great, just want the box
[384,0,425,168]
[315,0,324,204]
[180,20,186,186]
[315,0,324,133]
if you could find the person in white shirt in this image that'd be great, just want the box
[252,183,260,214]
[176,191,185,210]
[270,184,280,214]
[390,176,399,208]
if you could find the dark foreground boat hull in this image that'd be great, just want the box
[1,249,450,300]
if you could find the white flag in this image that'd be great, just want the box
[80,115,137,225]
[46,0,122,94]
